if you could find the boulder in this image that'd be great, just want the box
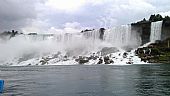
[75,56,89,64]
[97,57,103,64]
[40,57,49,65]
[123,52,128,58]
[104,56,114,64]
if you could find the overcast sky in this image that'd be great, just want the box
[0,0,170,33]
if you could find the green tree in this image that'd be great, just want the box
[155,14,163,21]
[164,16,170,21]
[149,14,156,22]
[149,14,163,22]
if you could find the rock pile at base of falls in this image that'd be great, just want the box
[135,39,170,63]
[1,46,146,66]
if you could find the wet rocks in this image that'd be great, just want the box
[63,56,69,61]
[123,52,128,58]
[40,57,49,65]
[135,38,170,63]
[75,56,89,64]
[104,56,114,64]
[97,57,103,64]
[88,53,98,60]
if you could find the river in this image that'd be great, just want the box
[0,64,170,96]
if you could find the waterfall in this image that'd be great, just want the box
[150,21,163,42]
[83,30,100,40]
[104,25,132,47]
[0,24,144,65]
[17,33,75,43]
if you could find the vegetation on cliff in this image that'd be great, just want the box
[132,14,170,25]
[0,30,23,40]
[136,38,170,63]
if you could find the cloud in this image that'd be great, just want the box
[64,22,81,29]
[159,11,170,17]
[99,0,156,26]
[45,0,86,12]
[23,21,83,34]
[0,0,42,32]
[48,22,84,34]
[44,0,113,13]
[21,19,50,33]
[0,0,170,33]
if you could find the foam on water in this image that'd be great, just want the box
[5,47,146,66]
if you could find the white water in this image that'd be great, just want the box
[83,30,100,40]
[104,25,141,49]
[150,21,163,42]
[0,24,150,66]
[0,31,111,66]
[104,25,131,47]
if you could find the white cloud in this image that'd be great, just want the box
[23,21,83,34]
[63,22,82,33]
[1,0,170,33]
[47,27,63,34]
[98,0,156,26]
[58,22,83,33]
[44,0,113,13]
[22,19,50,34]
[45,0,86,12]
[64,22,81,29]
[159,11,170,17]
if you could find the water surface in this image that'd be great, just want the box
[0,64,170,96]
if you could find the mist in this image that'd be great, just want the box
[0,33,110,64]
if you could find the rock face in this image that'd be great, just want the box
[0,30,20,40]
[131,20,170,45]
[28,33,37,35]
[99,28,105,40]
[162,20,170,40]
[135,38,170,63]
[75,53,99,64]
[131,21,151,45]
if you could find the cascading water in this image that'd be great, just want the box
[0,31,109,65]
[104,25,131,47]
[21,34,54,41]
[150,21,163,42]
[83,29,100,40]
[103,25,141,49]
[0,24,144,66]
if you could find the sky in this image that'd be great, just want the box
[0,0,170,34]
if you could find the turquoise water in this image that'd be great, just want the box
[0,64,170,96]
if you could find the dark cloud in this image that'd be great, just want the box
[0,0,40,32]
[0,0,170,33]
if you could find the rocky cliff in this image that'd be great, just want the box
[135,38,170,63]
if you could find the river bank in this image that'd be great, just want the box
[135,38,170,63]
